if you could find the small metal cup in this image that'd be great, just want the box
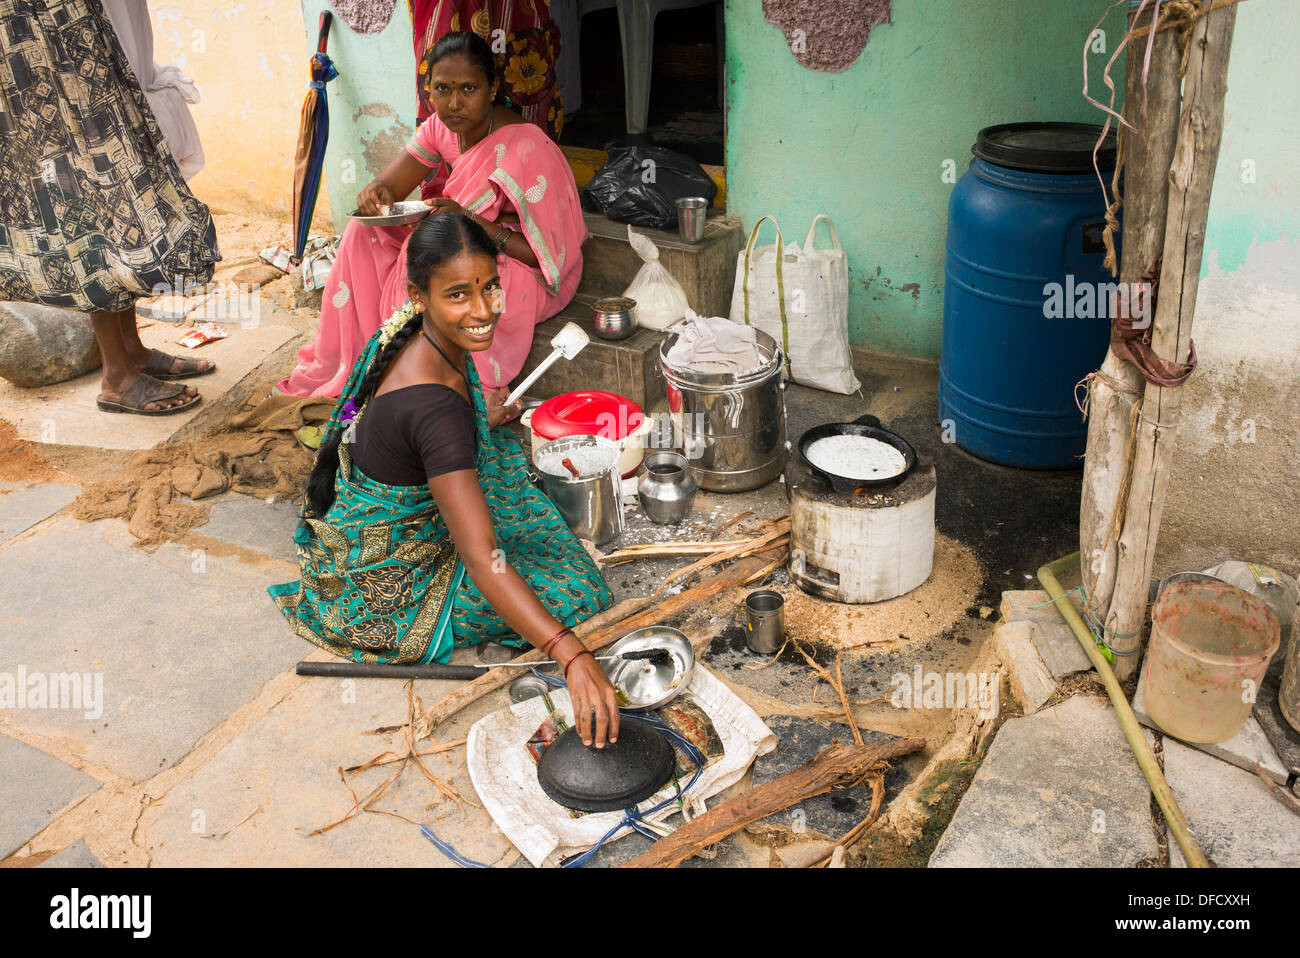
[745,590,785,654]
[676,197,708,243]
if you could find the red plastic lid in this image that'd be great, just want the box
[531,390,645,442]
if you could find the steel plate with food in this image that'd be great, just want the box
[349,201,432,228]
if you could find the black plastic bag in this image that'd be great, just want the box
[581,146,717,230]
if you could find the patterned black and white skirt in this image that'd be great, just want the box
[0,0,221,313]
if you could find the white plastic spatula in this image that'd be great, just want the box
[504,322,589,407]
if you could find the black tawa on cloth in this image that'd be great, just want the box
[537,716,677,812]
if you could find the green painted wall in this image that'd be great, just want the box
[1200,0,1298,277]
[724,0,1129,360]
[1157,0,1300,575]
[300,1,415,230]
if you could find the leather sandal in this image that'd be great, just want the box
[145,347,216,380]
[96,373,201,416]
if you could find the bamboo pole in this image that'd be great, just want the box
[1079,3,1183,618]
[1104,0,1238,680]
[1040,553,1208,866]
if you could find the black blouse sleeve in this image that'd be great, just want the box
[401,385,477,480]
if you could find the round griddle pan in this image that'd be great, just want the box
[797,414,917,494]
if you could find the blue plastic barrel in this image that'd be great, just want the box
[939,122,1118,469]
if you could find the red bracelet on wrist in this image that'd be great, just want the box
[540,627,571,658]
[562,648,593,679]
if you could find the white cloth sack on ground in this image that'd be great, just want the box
[623,227,689,330]
[663,309,763,374]
[729,214,860,395]
[101,0,206,180]
[467,663,776,868]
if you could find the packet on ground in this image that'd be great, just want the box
[176,322,227,348]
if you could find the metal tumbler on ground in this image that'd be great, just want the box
[676,197,708,243]
[745,590,785,654]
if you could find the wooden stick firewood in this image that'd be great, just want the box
[622,737,925,868]
[655,519,791,596]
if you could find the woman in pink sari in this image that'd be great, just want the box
[278,31,584,398]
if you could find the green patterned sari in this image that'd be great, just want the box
[269,302,614,664]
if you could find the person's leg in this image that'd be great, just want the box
[93,308,194,410]
[118,308,211,379]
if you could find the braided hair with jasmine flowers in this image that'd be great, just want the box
[304,212,498,518]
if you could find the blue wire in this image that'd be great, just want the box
[419,824,493,868]
[418,674,707,869]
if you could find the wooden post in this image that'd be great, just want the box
[1079,4,1183,618]
[1104,0,1238,680]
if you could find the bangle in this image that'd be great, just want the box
[562,647,593,679]
[540,627,571,658]
[494,225,512,251]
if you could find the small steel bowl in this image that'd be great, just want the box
[592,296,638,341]
[602,625,695,712]
[509,674,553,703]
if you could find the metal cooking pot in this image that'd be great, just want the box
[534,435,625,546]
[660,327,788,492]
[592,296,638,340]
[521,392,654,479]
[797,414,917,494]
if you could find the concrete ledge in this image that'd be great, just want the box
[0,321,299,452]
[518,302,668,414]
[999,589,1093,681]
[994,620,1056,713]
[578,211,745,321]
[1165,737,1300,868]
[930,695,1158,868]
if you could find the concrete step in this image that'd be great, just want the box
[576,210,746,322]
[929,695,1159,868]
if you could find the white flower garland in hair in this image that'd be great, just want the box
[378,300,419,347]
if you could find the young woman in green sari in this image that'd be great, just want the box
[270,214,621,747]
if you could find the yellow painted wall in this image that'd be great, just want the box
[147,0,327,226]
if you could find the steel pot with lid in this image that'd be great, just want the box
[521,390,653,479]
[660,327,787,492]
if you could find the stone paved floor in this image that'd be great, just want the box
[8,335,1217,870]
